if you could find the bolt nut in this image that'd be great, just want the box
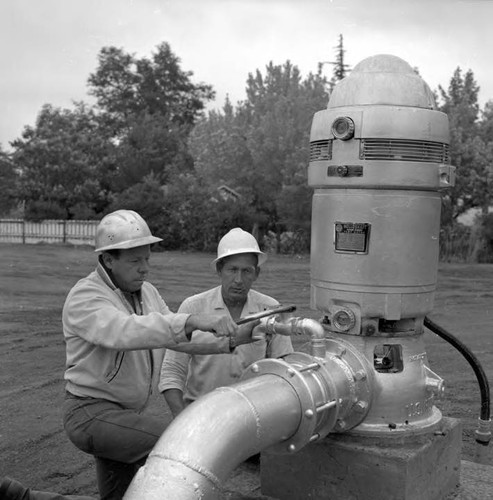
[354,401,368,413]
[335,419,347,430]
[354,370,367,381]
[334,346,346,358]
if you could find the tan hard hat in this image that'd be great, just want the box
[211,227,267,268]
[94,210,162,253]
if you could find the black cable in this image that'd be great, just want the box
[424,316,490,422]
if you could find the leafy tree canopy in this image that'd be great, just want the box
[87,42,215,192]
[87,42,215,132]
[11,103,115,220]
[189,61,329,246]
[437,68,493,223]
[0,147,18,216]
[9,41,215,220]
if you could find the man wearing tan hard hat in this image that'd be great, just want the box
[61,210,247,500]
[159,227,293,450]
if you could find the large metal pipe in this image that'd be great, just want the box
[124,318,374,499]
[124,374,302,500]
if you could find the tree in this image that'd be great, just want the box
[318,34,351,93]
[329,34,351,91]
[479,100,493,142]
[190,62,329,250]
[9,41,215,224]
[189,99,256,199]
[109,111,194,192]
[478,100,493,212]
[107,172,166,228]
[88,43,214,128]
[437,68,489,224]
[11,103,115,220]
[0,147,18,216]
[87,43,215,192]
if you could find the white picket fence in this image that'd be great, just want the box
[0,219,98,245]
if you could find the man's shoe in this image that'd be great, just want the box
[0,476,30,499]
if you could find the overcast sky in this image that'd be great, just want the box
[1,0,492,149]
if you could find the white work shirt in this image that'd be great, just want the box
[158,286,294,404]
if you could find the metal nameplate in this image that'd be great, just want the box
[334,222,371,254]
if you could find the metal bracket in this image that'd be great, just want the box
[439,164,456,188]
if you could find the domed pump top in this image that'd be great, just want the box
[328,54,437,110]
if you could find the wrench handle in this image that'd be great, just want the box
[236,305,296,325]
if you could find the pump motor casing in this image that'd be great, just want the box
[309,55,455,327]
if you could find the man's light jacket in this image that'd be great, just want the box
[63,262,230,411]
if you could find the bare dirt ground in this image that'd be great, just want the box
[1,243,492,497]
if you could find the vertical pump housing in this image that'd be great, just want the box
[308,54,455,434]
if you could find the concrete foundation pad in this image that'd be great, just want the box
[222,459,493,499]
[260,417,461,500]
[222,417,493,500]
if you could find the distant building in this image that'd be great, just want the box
[216,185,241,202]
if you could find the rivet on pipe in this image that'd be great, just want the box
[305,409,314,419]
[251,364,260,373]
[288,444,296,453]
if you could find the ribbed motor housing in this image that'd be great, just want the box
[308,54,454,324]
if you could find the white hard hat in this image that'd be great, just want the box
[211,227,267,269]
[94,210,163,253]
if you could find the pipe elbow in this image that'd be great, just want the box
[124,375,302,500]
[296,318,326,358]
[263,316,326,357]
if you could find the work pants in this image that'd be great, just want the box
[63,394,167,500]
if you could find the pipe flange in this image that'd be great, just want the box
[325,337,373,430]
[241,353,338,454]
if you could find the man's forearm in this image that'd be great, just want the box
[162,388,185,418]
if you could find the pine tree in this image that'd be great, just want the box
[318,34,351,92]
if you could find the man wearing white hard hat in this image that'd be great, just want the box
[159,227,293,425]
[61,211,254,500]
